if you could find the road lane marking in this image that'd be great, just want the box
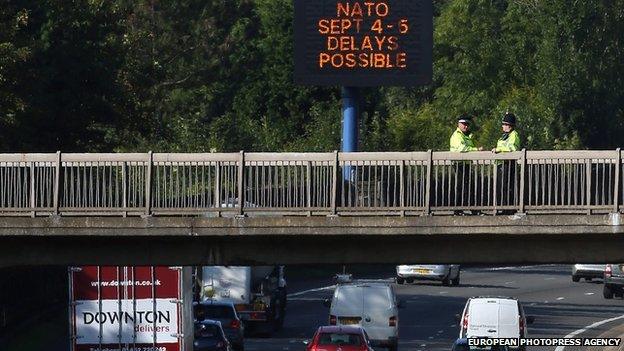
[485,265,540,271]
[287,277,395,298]
[545,277,556,280]
[288,285,335,297]
[556,297,565,300]
[505,281,515,285]
[554,314,624,351]
[289,297,326,301]
[585,292,595,296]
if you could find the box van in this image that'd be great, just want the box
[326,283,399,351]
[458,297,534,349]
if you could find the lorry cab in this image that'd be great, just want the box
[327,282,399,351]
[200,266,287,334]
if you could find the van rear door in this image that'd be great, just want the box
[467,300,500,338]
[332,285,364,326]
[362,285,394,341]
[497,300,520,338]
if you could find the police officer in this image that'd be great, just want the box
[450,114,483,152]
[449,114,483,213]
[492,112,520,153]
[492,112,521,212]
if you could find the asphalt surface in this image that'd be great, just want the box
[245,265,624,351]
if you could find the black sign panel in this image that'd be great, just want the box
[294,0,432,86]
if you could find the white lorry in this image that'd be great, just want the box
[199,266,287,334]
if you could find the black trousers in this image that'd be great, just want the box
[497,160,517,209]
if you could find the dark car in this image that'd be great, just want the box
[452,338,510,351]
[604,264,624,299]
[194,320,232,351]
[304,325,374,351]
[195,301,244,351]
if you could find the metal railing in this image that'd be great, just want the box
[0,150,621,216]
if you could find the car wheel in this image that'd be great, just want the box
[442,277,451,286]
[452,275,460,286]
[572,275,580,282]
[604,285,614,299]
[396,277,405,285]
[585,277,593,282]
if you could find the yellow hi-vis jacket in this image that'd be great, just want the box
[450,128,478,152]
[495,130,521,152]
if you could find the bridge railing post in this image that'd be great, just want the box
[519,149,526,214]
[331,150,338,215]
[306,160,312,216]
[424,150,432,215]
[145,151,153,216]
[29,160,36,217]
[615,148,621,213]
[399,159,405,216]
[122,161,127,217]
[215,161,221,217]
[586,158,592,215]
[237,151,245,216]
[53,151,61,216]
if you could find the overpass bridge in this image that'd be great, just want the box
[1,150,624,266]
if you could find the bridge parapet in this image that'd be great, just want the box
[0,150,621,217]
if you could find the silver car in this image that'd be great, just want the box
[396,264,460,286]
[572,264,605,282]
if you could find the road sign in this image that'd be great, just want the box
[294,0,433,86]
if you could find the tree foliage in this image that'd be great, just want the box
[1,0,623,152]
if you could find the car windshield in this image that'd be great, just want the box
[195,324,221,339]
[195,305,234,319]
[317,333,362,346]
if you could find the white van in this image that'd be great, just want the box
[459,297,534,349]
[326,282,399,351]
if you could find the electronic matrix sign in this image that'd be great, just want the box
[294,0,433,86]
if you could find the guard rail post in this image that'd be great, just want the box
[586,158,592,215]
[53,151,61,215]
[29,160,35,217]
[145,151,153,216]
[215,160,221,217]
[237,151,245,217]
[519,149,527,214]
[122,161,127,217]
[615,148,621,213]
[399,159,405,216]
[331,150,338,216]
[306,160,312,216]
[424,150,432,215]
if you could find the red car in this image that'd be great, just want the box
[304,325,375,351]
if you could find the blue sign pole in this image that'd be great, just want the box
[341,86,359,181]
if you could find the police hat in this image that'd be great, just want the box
[502,112,516,125]
[457,114,472,124]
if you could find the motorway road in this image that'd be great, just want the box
[246,265,624,351]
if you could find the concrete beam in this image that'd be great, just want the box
[1,214,624,266]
